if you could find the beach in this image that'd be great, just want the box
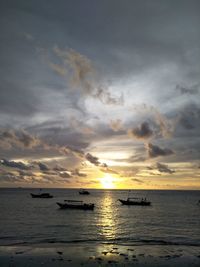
[1,243,200,267]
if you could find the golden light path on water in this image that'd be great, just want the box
[97,191,117,241]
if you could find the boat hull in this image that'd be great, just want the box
[30,193,53,198]
[57,202,94,210]
[118,199,151,206]
[79,191,90,195]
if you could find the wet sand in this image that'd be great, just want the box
[0,243,200,267]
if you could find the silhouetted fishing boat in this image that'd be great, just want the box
[30,193,53,198]
[79,189,90,195]
[57,200,94,210]
[118,197,151,206]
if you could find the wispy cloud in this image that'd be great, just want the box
[51,47,124,105]
[109,119,123,132]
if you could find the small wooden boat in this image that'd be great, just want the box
[30,193,53,198]
[79,189,90,195]
[57,200,94,210]
[118,197,151,206]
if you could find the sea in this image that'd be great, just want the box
[0,188,200,248]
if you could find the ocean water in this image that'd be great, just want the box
[0,188,200,247]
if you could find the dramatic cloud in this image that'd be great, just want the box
[179,116,195,130]
[176,84,199,95]
[85,153,100,166]
[132,104,175,138]
[53,165,67,172]
[71,168,87,177]
[156,162,175,174]
[0,159,32,170]
[0,0,200,188]
[69,116,94,134]
[178,104,200,130]
[0,129,41,149]
[37,162,49,171]
[147,143,174,158]
[128,122,153,140]
[18,170,34,176]
[0,128,86,162]
[0,168,37,184]
[59,172,72,179]
[52,47,124,105]
[0,171,24,183]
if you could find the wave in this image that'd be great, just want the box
[3,237,200,247]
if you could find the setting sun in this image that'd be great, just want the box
[100,174,115,189]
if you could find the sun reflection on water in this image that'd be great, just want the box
[98,191,117,241]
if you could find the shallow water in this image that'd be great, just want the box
[0,188,200,247]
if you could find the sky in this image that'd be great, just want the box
[0,0,200,189]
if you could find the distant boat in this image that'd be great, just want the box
[57,200,95,210]
[118,197,151,206]
[79,189,90,195]
[30,193,53,198]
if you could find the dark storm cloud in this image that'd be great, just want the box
[84,153,116,173]
[18,130,41,148]
[85,153,100,166]
[59,172,72,179]
[0,127,113,172]
[128,122,153,140]
[53,165,67,172]
[156,162,175,174]
[0,162,72,185]
[1,2,199,98]
[147,143,174,158]
[132,104,175,138]
[0,167,40,184]
[37,162,49,171]
[26,123,91,152]
[0,159,32,170]
[0,128,87,162]
[177,103,200,130]
[179,116,195,130]
[176,84,199,95]
[0,129,41,149]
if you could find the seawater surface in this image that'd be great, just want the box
[0,188,200,247]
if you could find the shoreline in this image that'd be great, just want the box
[0,243,200,267]
[1,187,200,191]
